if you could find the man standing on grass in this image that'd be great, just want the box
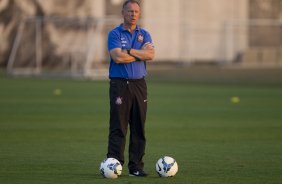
[106,0,155,177]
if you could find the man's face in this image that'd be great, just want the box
[122,2,140,26]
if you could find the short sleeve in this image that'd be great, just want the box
[107,30,121,51]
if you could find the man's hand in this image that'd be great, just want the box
[129,42,155,61]
[142,42,154,50]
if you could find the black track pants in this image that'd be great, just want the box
[107,78,147,171]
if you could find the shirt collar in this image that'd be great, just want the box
[119,24,140,32]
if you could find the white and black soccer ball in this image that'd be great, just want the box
[156,156,178,177]
[100,158,122,179]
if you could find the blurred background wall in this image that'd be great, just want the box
[0,0,281,78]
[143,0,248,63]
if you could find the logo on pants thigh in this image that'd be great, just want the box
[115,96,123,105]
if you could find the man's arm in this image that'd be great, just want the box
[110,42,155,64]
[109,48,136,64]
[129,42,155,61]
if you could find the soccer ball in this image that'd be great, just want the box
[156,156,178,177]
[100,158,122,179]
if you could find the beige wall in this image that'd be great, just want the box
[142,0,249,63]
[142,0,182,62]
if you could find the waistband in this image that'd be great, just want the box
[110,77,145,82]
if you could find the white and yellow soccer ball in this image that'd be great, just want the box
[156,156,178,177]
[100,158,122,179]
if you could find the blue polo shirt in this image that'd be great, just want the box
[108,24,153,79]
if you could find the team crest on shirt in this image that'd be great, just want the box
[115,96,123,105]
[137,34,144,42]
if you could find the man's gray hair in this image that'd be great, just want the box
[122,0,140,9]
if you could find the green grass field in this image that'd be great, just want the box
[1,68,282,184]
